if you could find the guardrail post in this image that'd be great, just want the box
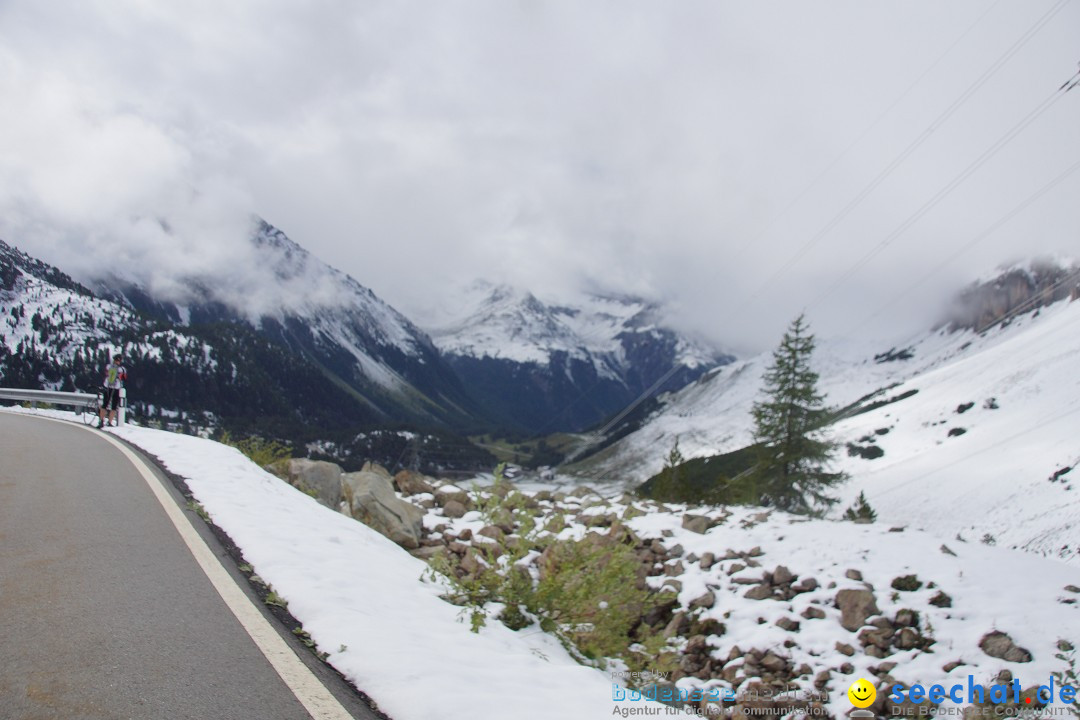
[119,388,127,426]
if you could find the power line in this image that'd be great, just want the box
[735,0,1073,314]
[854,156,1080,331]
[724,0,1007,268]
[807,79,1074,314]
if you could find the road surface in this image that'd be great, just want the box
[0,411,381,720]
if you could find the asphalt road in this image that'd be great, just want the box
[0,411,380,720]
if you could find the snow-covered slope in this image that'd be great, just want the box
[425,281,729,433]
[574,266,1080,565]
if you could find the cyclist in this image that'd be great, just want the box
[98,353,127,428]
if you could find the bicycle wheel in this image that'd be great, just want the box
[82,398,100,425]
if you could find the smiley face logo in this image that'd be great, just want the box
[848,678,876,708]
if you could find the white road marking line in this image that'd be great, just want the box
[43,413,357,720]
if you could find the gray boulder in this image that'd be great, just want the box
[836,588,879,631]
[284,459,344,509]
[979,631,1033,663]
[342,471,425,549]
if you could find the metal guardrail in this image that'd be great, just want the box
[0,387,126,425]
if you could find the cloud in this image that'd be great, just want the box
[0,0,1077,352]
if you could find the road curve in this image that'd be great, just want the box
[0,411,378,720]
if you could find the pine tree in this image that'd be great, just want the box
[749,313,844,513]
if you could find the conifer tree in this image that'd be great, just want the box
[749,313,844,513]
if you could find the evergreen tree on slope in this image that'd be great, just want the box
[750,313,844,513]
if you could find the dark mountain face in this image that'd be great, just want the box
[91,220,484,430]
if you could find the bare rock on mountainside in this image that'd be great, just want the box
[945,259,1080,332]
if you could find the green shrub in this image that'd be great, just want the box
[220,430,292,469]
[427,465,676,678]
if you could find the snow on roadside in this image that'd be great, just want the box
[106,423,626,720]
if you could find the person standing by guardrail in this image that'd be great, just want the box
[98,353,127,429]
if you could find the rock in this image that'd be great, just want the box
[457,528,473,541]
[663,611,690,639]
[776,617,801,632]
[699,552,716,570]
[361,461,392,478]
[283,458,344,509]
[801,606,826,620]
[643,597,678,628]
[875,662,898,676]
[839,662,854,675]
[895,627,920,650]
[435,485,471,509]
[662,579,683,594]
[408,546,444,561]
[760,652,787,673]
[1066,585,1080,593]
[943,661,965,673]
[748,546,764,557]
[865,645,886,659]
[682,514,711,534]
[860,627,894,650]
[835,642,855,656]
[341,471,425,549]
[686,552,699,564]
[744,584,774,601]
[773,565,796,585]
[393,470,435,496]
[459,548,482,576]
[442,500,467,519]
[664,560,686,577]
[792,577,819,593]
[689,591,716,611]
[836,588,879,631]
[845,569,863,581]
[895,609,919,627]
[979,631,1033,663]
[727,563,747,575]
[477,525,505,541]
[930,590,953,608]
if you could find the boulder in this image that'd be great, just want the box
[689,591,716,611]
[442,500,467,519]
[341,471,425,549]
[435,485,471,509]
[682,514,711,534]
[773,565,796,585]
[744,584,773,601]
[283,458,344,509]
[979,631,1033,663]
[394,470,435,496]
[836,588,879,631]
[801,606,826,620]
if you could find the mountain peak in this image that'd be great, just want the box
[945,256,1079,332]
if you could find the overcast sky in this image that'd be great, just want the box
[0,1,1077,353]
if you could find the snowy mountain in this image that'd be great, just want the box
[425,281,731,434]
[570,260,1080,564]
[0,236,494,472]
[92,219,482,429]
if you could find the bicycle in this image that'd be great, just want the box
[80,392,101,426]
